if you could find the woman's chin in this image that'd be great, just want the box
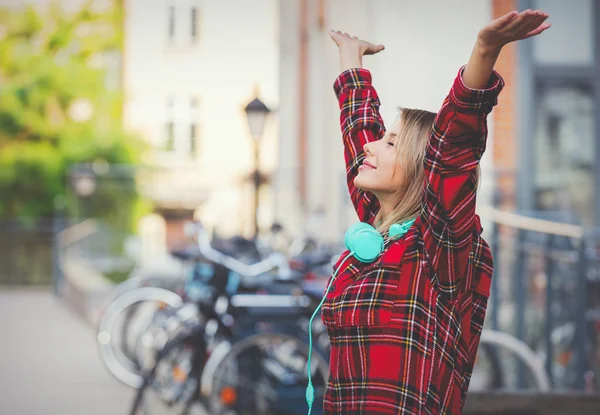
[354,177,373,192]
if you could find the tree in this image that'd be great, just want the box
[0,0,145,229]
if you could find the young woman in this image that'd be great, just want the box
[318,9,550,415]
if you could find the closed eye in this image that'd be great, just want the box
[387,132,398,147]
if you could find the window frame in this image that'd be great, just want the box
[191,7,200,42]
[517,0,600,225]
[168,5,176,42]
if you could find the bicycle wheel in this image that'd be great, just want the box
[469,342,504,391]
[96,275,186,329]
[97,287,185,388]
[537,321,578,388]
[130,328,208,415]
[479,330,551,391]
[205,333,329,415]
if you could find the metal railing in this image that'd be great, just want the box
[0,220,56,285]
[481,206,598,391]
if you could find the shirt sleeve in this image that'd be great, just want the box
[420,65,504,298]
[334,68,384,225]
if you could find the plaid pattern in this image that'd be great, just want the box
[321,67,504,414]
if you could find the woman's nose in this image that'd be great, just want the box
[363,141,374,155]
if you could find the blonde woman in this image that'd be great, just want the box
[314,9,550,415]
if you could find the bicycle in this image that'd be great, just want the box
[128,222,330,414]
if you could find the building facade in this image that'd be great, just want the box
[276,0,495,241]
[122,0,280,243]
[275,0,599,242]
[509,0,598,227]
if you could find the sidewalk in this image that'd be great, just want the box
[0,288,132,415]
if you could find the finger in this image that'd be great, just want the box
[516,14,548,38]
[522,22,551,39]
[517,14,546,32]
[364,44,385,55]
[511,9,534,24]
[503,9,535,35]
[328,30,342,44]
[524,11,548,26]
[493,10,519,28]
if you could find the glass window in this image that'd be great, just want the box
[191,8,201,42]
[164,122,175,152]
[168,6,176,41]
[532,0,594,65]
[533,83,595,225]
[190,123,198,156]
[190,97,200,156]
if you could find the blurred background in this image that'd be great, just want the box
[1,0,600,414]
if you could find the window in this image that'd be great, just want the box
[532,0,594,65]
[190,123,198,156]
[191,8,200,42]
[164,121,175,152]
[533,82,595,225]
[168,6,175,41]
[190,96,200,156]
[522,0,599,224]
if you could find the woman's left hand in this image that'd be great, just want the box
[477,9,551,55]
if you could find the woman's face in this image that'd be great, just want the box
[354,119,403,196]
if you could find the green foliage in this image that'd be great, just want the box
[0,0,146,230]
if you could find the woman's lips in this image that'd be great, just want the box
[360,160,376,170]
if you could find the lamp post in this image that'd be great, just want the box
[70,166,97,219]
[244,93,271,239]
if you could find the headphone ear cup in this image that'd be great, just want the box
[344,222,374,251]
[346,226,383,263]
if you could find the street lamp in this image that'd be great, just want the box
[244,93,271,239]
[70,167,98,218]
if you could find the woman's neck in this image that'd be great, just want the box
[377,194,398,223]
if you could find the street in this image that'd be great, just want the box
[0,289,133,415]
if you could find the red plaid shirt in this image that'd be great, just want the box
[320,67,504,414]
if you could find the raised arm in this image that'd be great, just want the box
[421,10,550,297]
[329,31,385,224]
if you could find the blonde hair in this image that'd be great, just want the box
[373,108,480,235]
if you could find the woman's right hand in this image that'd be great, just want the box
[329,31,385,56]
[329,30,385,72]
[477,9,550,57]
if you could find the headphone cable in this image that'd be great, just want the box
[305,251,354,413]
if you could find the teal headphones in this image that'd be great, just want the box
[344,219,416,262]
[305,217,416,414]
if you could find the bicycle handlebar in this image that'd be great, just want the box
[186,221,293,280]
